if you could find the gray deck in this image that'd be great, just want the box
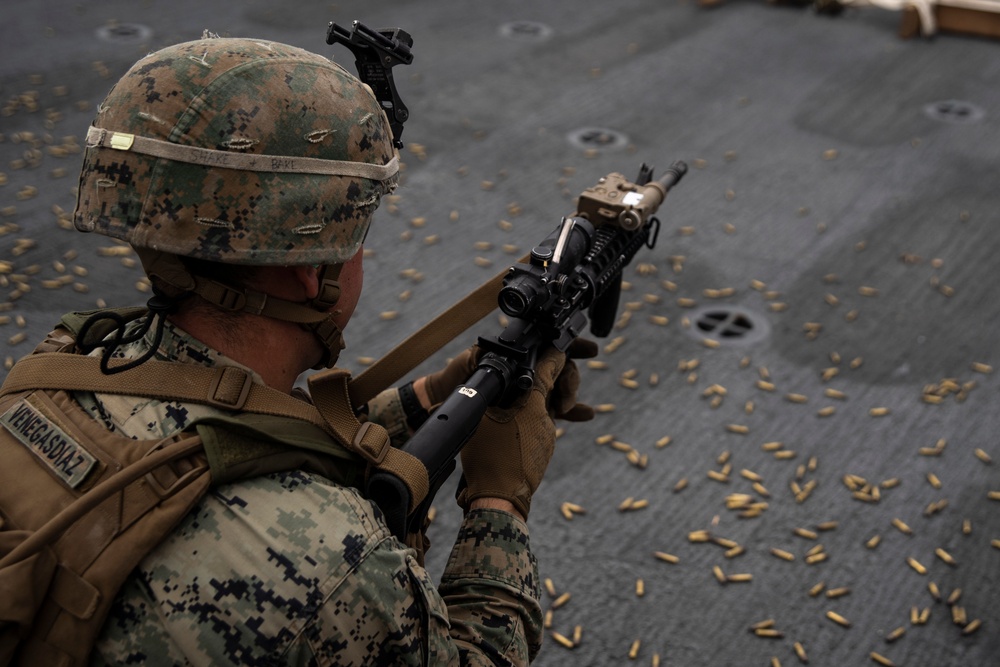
[2,1,998,665]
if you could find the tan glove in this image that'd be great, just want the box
[422,345,482,406]
[457,345,567,519]
[550,337,598,422]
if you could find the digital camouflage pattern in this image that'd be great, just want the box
[75,319,543,666]
[73,37,398,266]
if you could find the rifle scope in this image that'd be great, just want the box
[498,217,595,319]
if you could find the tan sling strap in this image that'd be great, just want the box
[0,354,328,430]
[346,253,529,410]
[0,352,428,515]
[308,368,429,513]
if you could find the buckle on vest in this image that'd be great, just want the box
[352,421,390,465]
[206,367,253,410]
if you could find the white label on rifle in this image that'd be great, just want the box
[458,387,478,398]
[623,192,644,206]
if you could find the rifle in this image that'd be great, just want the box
[368,162,688,540]
[325,19,688,541]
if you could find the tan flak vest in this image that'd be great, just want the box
[0,309,431,667]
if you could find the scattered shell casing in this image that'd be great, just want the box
[707,470,730,483]
[891,518,912,535]
[885,626,906,642]
[628,639,641,659]
[928,581,941,601]
[962,619,981,635]
[551,592,571,609]
[935,547,957,566]
[870,652,896,666]
[654,551,679,564]
[755,628,783,638]
[551,631,575,649]
[808,582,825,597]
[793,642,808,663]
[545,578,557,597]
[771,548,795,562]
[826,610,851,627]
[907,557,927,575]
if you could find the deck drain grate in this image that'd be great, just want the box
[924,100,984,125]
[686,306,770,346]
[96,23,153,43]
[499,21,553,42]
[567,127,629,151]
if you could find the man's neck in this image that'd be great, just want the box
[168,310,316,394]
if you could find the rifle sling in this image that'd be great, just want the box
[347,254,528,410]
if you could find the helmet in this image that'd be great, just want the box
[72,36,400,369]
[74,35,398,264]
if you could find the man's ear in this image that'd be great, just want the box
[292,265,321,301]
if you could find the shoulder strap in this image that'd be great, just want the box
[1,353,328,428]
[0,353,430,515]
[193,413,364,488]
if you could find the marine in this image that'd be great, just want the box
[0,31,594,666]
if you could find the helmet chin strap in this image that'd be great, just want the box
[302,263,345,370]
[135,249,347,370]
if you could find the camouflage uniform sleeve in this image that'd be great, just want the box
[439,509,543,666]
[365,387,411,448]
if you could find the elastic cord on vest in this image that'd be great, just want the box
[76,289,183,375]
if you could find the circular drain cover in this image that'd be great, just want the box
[687,306,769,346]
[567,127,629,151]
[499,21,553,42]
[96,23,153,43]
[923,100,984,124]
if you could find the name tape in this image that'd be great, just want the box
[1,400,97,489]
